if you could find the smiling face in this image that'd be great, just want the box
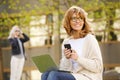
[70,13,84,31]
[63,6,91,38]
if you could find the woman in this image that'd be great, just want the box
[8,25,29,80]
[41,6,103,80]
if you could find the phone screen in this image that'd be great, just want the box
[64,44,72,52]
[64,44,71,49]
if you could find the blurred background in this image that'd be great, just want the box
[0,0,120,80]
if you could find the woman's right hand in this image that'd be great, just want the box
[64,48,72,59]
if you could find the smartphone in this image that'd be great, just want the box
[64,44,72,53]
[64,44,71,49]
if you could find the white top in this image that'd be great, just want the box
[69,38,85,72]
[13,38,24,58]
[60,34,103,80]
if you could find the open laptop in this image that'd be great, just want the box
[32,54,58,73]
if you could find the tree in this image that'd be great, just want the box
[0,0,119,40]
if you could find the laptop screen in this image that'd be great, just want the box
[32,54,57,72]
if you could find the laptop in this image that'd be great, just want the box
[32,54,58,73]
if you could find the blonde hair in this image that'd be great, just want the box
[8,25,21,39]
[63,6,92,38]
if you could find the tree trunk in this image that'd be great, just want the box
[0,47,3,80]
[105,7,116,41]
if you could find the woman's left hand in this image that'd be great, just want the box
[70,50,78,60]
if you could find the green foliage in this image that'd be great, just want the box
[0,0,119,41]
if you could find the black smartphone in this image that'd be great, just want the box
[64,44,72,52]
[64,44,71,49]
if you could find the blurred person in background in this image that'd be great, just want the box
[8,25,29,80]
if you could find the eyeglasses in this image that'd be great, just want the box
[71,17,83,22]
[15,30,20,32]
